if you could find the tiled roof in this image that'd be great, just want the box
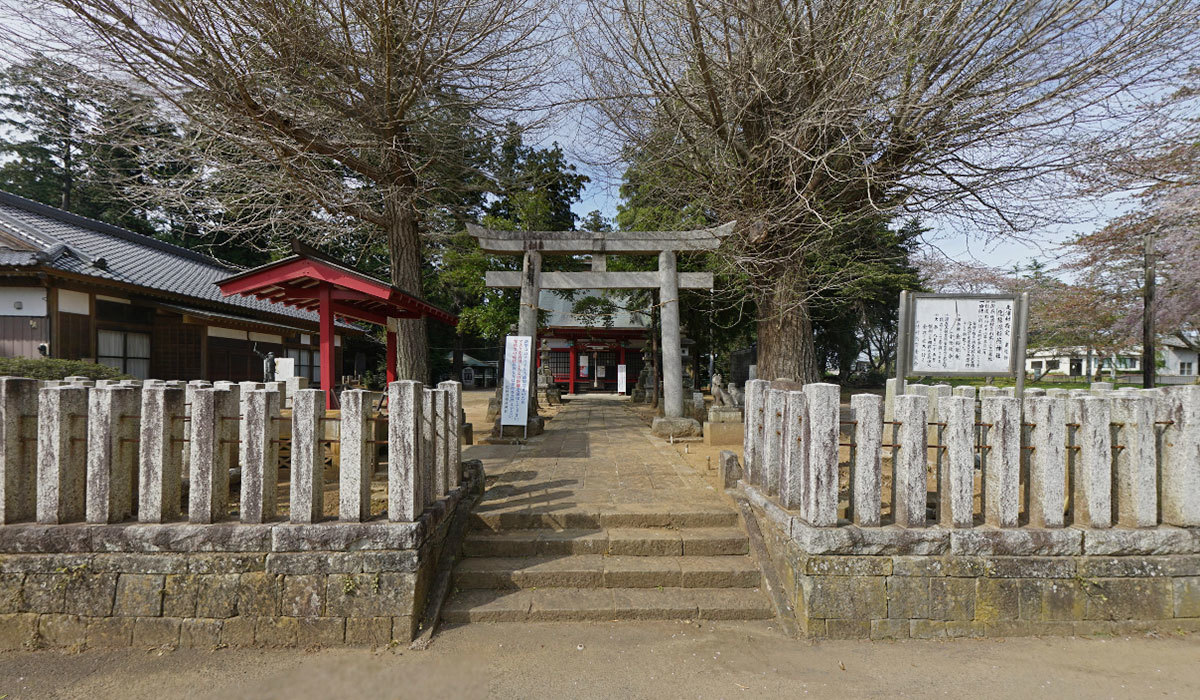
[0,189,337,329]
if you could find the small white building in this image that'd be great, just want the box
[1026,337,1197,380]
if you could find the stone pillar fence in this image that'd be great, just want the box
[741,379,1200,531]
[0,376,466,526]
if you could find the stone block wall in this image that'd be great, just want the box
[746,484,1200,639]
[0,461,482,650]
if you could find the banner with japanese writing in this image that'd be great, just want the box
[501,335,532,426]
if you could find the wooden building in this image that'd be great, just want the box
[0,189,366,384]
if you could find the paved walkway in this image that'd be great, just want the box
[464,396,728,515]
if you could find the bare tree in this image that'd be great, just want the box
[9,0,557,381]
[576,0,1200,382]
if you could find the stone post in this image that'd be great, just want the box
[431,389,450,498]
[438,380,463,489]
[37,385,89,523]
[1109,393,1157,527]
[1068,396,1112,528]
[803,383,840,527]
[1161,386,1200,526]
[779,390,807,511]
[241,389,281,523]
[883,377,899,422]
[850,393,882,527]
[518,249,542,417]
[978,386,1002,400]
[422,388,437,504]
[188,387,237,524]
[339,389,376,522]
[0,377,38,523]
[138,385,185,523]
[762,388,785,496]
[893,394,928,528]
[952,385,977,400]
[388,381,424,522]
[658,249,684,419]
[1091,381,1114,394]
[982,396,1020,528]
[1025,396,1066,528]
[742,380,769,486]
[1045,388,1068,399]
[940,396,975,528]
[86,385,141,523]
[290,389,325,524]
[237,381,265,467]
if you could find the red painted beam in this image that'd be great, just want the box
[386,329,398,383]
[318,284,337,409]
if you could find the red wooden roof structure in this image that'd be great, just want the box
[216,240,457,407]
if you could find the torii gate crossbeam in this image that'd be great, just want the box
[467,223,734,434]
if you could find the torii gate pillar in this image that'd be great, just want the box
[658,250,684,419]
[518,250,543,419]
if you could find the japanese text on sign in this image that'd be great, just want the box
[910,297,1015,374]
[501,335,531,426]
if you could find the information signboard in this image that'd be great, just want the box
[500,335,532,427]
[909,296,1018,375]
[617,365,627,394]
[578,353,589,378]
[897,291,1030,397]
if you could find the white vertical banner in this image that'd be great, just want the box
[617,365,627,394]
[501,335,532,427]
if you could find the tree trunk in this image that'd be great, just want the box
[756,278,819,383]
[386,199,429,383]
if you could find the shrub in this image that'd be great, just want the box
[0,357,130,381]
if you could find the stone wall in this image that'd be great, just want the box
[0,461,482,649]
[0,375,477,649]
[746,484,1200,638]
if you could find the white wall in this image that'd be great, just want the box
[0,287,47,317]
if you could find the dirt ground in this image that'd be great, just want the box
[1,620,1197,699]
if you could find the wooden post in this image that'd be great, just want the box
[318,284,336,409]
[386,319,398,384]
[569,344,577,395]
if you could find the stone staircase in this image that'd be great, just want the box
[442,505,774,623]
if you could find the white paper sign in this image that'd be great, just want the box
[617,365,627,394]
[501,335,532,426]
[578,353,589,378]
[274,357,295,381]
[598,365,606,378]
[910,297,1016,374]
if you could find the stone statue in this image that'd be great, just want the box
[253,345,276,382]
[728,382,744,408]
[537,339,554,387]
[711,372,734,407]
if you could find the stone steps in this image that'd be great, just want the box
[462,527,750,557]
[469,506,739,531]
[454,555,762,589]
[442,586,774,623]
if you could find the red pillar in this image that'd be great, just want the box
[569,344,577,395]
[318,284,337,409]
[386,325,398,384]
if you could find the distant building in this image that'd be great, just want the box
[1026,337,1197,382]
[445,352,498,388]
[0,189,365,383]
[535,289,693,394]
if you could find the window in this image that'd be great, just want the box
[97,329,151,379]
[1181,362,1194,376]
[1047,360,1060,370]
[547,350,570,376]
[286,347,322,385]
[1030,361,1043,371]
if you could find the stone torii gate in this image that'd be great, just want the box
[467,222,734,437]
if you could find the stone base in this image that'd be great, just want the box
[484,398,500,424]
[462,422,473,445]
[708,408,743,423]
[739,482,1200,640]
[703,421,744,446]
[651,417,702,439]
[494,416,545,439]
[537,387,563,406]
